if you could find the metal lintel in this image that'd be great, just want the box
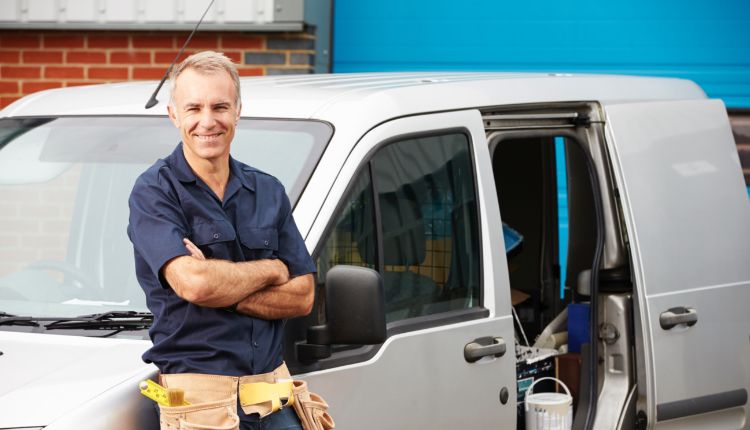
[0,22,304,31]
[484,124,577,131]
[483,112,580,121]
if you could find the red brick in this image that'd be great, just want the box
[110,51,151,64]
[153,50,196,64]
[64,81,93,88]
[88,34,129,49]
[0,51,20,63]
[22,81,63,93]
[132,35,174,49]
[0,80,19,93]
[186,33,219,49]
[89,66,129,79]
[44,34,84,48]
[237,67,263,77]
[22,51,64,64]
[45,66,84,79]
[0,96,20,107]
[223,51,242,63]
[66,51,107,63]
[222,35,264,50]
[133,67,167,80]
[0,34,40,49]
[1,66,41,79]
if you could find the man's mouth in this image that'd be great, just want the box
[195,133,222,141]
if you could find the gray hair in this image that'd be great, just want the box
[168,51,241,107]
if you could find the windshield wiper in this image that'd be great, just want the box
[0,312,40,327]
[44,311,153,332]
[0,311,152,333]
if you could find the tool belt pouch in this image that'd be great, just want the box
[238,363,296,418]
[159,374,240,430]
[291,380,335,430]
[158,398,239,430]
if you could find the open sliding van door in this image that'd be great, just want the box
[603,99,750,429]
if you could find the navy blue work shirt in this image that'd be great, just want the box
[127,143,316,377]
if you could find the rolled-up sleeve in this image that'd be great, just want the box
[128,171,191,287]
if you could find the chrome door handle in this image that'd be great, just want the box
[464,336,506,363]
[660,307,698,330]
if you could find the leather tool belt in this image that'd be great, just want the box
[158,362,333,430]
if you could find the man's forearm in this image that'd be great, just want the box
[235,273,314,320]
[165,255,289,307]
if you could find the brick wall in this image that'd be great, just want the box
[0,29,316,109]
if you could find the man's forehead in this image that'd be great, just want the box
[177,66,231,81]
[180,97,234,106]
[172,68,237,101]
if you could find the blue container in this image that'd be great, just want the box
[567,303,590,353]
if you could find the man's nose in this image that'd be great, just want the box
[198,110,217,128]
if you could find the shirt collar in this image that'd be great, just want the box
[167,143,255,193]
[229,156,256,192]
[168,142,198,183]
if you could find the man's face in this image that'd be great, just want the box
[167,68,240,163]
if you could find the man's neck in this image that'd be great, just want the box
[183,148,231,202]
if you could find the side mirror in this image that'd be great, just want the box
[297,265,387,361]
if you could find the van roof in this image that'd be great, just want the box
[2,72,706,120]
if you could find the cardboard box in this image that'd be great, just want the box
[555,352,581,413]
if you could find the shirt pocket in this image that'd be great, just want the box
[191,220,237,260]
[237,226,278,261]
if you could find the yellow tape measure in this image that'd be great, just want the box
[139,379,190,407]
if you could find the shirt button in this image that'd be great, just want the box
[253,341,259,348]
[213,233,220,239]
[264,240,269,247]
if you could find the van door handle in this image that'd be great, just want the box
[660,307,698,330]
[464,336,506,363]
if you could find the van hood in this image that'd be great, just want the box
[0,330,155,428]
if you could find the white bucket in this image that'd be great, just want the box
[524,377,573,430]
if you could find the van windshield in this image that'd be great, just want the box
[0,116,331,321]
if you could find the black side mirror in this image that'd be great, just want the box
[297,265,386,361]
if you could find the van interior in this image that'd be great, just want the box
[484,103,637,430]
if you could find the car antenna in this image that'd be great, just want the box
[144,0,215,109]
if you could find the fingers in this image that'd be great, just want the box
[275,259,290,285]
[183,238,206,260]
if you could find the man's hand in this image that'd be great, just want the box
[183,238,206,260]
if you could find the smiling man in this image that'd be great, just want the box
[127,51,315,430]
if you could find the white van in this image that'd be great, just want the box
[0,73,748,430]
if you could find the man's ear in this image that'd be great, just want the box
[236,102,242,122]
[167,103,180,128]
